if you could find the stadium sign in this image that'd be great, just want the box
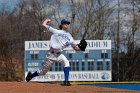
[25,40,112,81]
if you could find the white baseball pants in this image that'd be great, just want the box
[37,51,70,75]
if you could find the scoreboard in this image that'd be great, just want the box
[25,40,112,81]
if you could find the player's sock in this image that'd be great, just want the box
[31,71,39,78]
[64,67,70,81]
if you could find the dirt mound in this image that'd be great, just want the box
[0,82,138,93]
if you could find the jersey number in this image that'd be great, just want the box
[65,41,70,46]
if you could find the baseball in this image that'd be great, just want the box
[47,19,51,24]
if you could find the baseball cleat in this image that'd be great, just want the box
[26,71,32,82]
[64,81,71,86]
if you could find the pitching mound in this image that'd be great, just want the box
[0,82,139,93]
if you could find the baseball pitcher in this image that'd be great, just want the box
[26,18,87,86]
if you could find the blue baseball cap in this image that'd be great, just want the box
[61,19,70,25]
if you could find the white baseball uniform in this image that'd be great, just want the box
[38,26,76,75]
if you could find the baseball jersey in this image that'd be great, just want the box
[44,26,76,51]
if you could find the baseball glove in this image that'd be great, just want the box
[78,39,87,51]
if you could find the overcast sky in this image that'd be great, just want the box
[0,0,139,46]
[0,0,17,10]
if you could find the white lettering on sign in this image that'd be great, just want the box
[28,63,39,66]
[66,50,75,53]
[27,68,39,71]
[30,51,39,54]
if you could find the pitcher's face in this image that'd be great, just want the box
[62,24,69,31]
